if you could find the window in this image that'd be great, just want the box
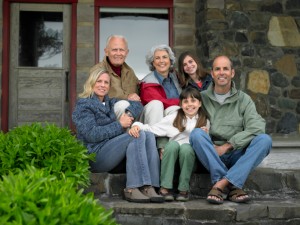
[95,0,173,80]
[19,11,63,68]
[99,8,168,79]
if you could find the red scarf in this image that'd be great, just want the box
[108,58,122,77]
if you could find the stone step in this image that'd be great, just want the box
[86,136,300,225]
[87,167,300,200]
[100,198,300,225]
[85,142,300,199]
[271,134,300,149]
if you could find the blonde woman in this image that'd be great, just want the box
[72,67,163,203]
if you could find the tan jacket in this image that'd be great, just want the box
[90,57,139,99]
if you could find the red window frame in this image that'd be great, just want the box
[94,0,173,63]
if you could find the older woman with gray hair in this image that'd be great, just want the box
[139,44,182,150]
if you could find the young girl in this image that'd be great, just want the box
[177,51,212,91]
[129,87,210,202]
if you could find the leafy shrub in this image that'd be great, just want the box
[0,123,94,187]
[0,166,118,225]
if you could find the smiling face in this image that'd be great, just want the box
[181,96,201,119]
[93,72,110,101]
[183,55,198,81]
[153,50,171,77]
[104,37,128,67]
[211,56,235,94]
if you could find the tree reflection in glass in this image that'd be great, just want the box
[19,11,63,68]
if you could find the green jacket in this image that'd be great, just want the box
[201,82,266,150]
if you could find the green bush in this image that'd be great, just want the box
[0,166,118,225]
[0,123,94,187]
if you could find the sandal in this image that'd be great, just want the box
[227,187,250,203]
[207,187,225,204]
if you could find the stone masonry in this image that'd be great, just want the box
[174,0,300,135]
[194,0,300,135]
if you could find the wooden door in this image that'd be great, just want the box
[9,3,71,129]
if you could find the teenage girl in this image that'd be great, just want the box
[177,51,212,91]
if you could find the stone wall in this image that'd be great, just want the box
[173,0,196,54]
[195,0,300,135]
[76,0,95,95]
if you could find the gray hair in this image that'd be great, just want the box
[145,44,176,71]
[105,34,128,49]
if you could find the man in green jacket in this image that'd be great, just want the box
[190,55,272,204]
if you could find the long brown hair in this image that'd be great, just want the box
[173,87,208,132]
[177,51,209,88]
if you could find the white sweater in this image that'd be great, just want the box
[133,112,210,145]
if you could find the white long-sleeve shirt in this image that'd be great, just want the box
[133,112,210,145]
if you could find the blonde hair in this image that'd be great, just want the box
[79,68,110,98]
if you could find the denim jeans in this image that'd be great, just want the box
[190,128,272,189]
[90,131,160,188]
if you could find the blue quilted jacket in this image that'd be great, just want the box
[72,94,143,153]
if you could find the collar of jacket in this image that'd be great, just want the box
[205,81,239,103]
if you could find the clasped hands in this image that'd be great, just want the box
[214,142,233,156]
[128,125,140,138]
[119,112,134,129]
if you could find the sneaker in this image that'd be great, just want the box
[176,191,189,202]
[124,188,150,203]
[140,186,165,203]
[159,188,174,202]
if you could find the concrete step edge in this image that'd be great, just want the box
[86,167,300,200]
[99,198,300,225]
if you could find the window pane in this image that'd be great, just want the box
[100,9,168,79]
[19,11,63,68]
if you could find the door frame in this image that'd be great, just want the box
[2,0,77,132]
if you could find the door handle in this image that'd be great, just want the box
[65,71,69,102]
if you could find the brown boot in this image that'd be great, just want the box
[140,186,164,203]
[124,188,150,203]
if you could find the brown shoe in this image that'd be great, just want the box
[176,191,189,202]
[124,188,150,203]
[140,186,164,203]
[159,188,174,201]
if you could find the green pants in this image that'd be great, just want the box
[160,141,195,192]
